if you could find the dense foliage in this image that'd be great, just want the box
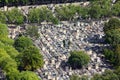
[26,26,40,39]
[68,51,90,69]
[28,7,59,24]
[0,23,8,37]
[92,70,119,80]
[104,18,120,33]
[0,1,120,24]
[71,70,120,80]
[0,1,119,25]
[6,8,25,24]
[70,75,89,80]
[103,18,120,67]
[0,23,42,80]
[0,10,6,23]
[17,46,44,70]
[14,36,33,52]
[19,71,40,80]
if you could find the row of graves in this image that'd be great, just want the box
[8,24,26,39]
[34,20,112,80]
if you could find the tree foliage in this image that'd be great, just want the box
[17,46,44,71]
[112,1,120,16]
[104,18,120,33]
[26,26,40,39]
[0,23,8,37]
[20,71,40,80]
[6,8,24,24]
[0,10,6,23]
[68,51,90,69]
[89,0,112,18]
[28,7,58,24]
[0,48,18,74]
[55,5,77,21]
[92,70,119,80]
[70,75,80,80]
[104,49,116,64]
[105,29,120,45]
[14,36,33,52]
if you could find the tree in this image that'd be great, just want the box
[14,36,33,52]
[100,0,112,17]
[0,23,8,37]
[17,46,44,71]
[0,24,14,45]
[76,6,89,19]
[68,51,90,69]
[55,5,76,21]
[105,29,120,44]
[0,37,14,45]
[92,70,119,80]
[28,7,58,24]
[20,71,40,80]
[0,10,6,23]
[102,70,119,80]
[114,66,120,79]
[91,74,103,80]
[114,44,120,66]
[70,75,80,80]
[103,18,120,33]
[4,45,19,59]
[89,4,102,19]
[89,0,112,18]
[26,26,40,39]
[6,8,24,24]
[0,48,18,73]
[28,8,40,23]
[80,76,89,80]
[112,1,120,16]
[70,75,89,80]
[104,49,116,64]
[6,70,20,80]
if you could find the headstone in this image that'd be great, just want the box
[87,50,92,55]
[4,6,7,11]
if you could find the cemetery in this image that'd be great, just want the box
[0,0,119,80]
[33,21,111,80]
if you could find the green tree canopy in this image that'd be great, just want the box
[89,4,102,19]
[20,71,40,80]
[0,48,18,74]
[92,70,119,80]
[102,70,119,80]
[68,51,90,69]
[0,10,6,23]
[104,18,120,33]
[28,7,58,24]
[91,74,103,80]
[55,5,77,21]
[114,66,120,79]
[6,70,20,80]
[26,26,40,39]
[14,36,33,52]
[104,48,116,64]
[89,0,112,18]
[0,23,8,37]
[70,75,80,80]
[6,8,24,24]
[28,8,40,23]
[17,46,44,71]
[4,45,19,59]
[112,1,120,16]
[105,29,120,45]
